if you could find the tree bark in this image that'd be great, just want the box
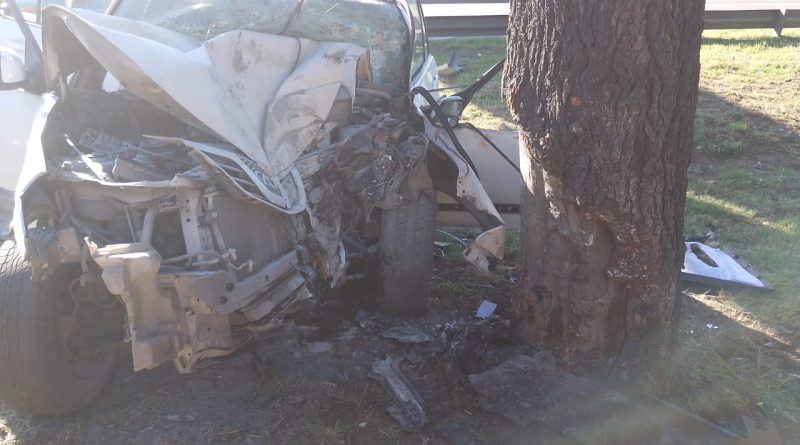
[503,0,705,367]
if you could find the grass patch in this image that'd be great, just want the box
[504,230,521,260]
[430,37,511,130]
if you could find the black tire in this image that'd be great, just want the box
[377,191,436,316]
[0,240,117,415]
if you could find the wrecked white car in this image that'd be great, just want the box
[0,0,505,414]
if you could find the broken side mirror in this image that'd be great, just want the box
[0,48,27,90]
[438,95,465,127]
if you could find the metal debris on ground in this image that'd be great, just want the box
[682,242,772,291]
[381,326,434,344]
[475,300,498,319]
[369,356,427,430]
[434,241,451,258]
[435,229,470,248]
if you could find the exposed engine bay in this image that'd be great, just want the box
[24,81,430,372]
[14,6,504,374]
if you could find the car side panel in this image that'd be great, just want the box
[0,16,42,191]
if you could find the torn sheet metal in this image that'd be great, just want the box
[113,0,412,96]
[682,242,771,291]
[150,137,307,214]
[436,127,522,230]
[42,6,367,177]
[300,113,428,285]
[424,119,505,270]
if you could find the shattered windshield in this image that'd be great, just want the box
[114,0,412,95]
[114,0,297,40]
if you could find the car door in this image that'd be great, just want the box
[409,2,522,230]
[0,1,43,192]
[0,0,112,195]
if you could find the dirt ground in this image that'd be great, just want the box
[0,235,551,445]
[0,231,794,444]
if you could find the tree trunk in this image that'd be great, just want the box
[503,0,705,367]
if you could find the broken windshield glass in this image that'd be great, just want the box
[113,0,412,94]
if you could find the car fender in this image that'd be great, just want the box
[12,93,55,257]
[423,118,506,271]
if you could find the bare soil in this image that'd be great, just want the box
[0,242,549,445]
[0,240,795,444]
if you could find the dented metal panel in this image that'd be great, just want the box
[113,0,413,95]
[423,119,506,270]
[436,127,523,230]
[682,242,771,290]
[8,0,508,382]
[42,6,367,178]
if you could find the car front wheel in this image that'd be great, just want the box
[377,189,436,316]
[0,240,120,415]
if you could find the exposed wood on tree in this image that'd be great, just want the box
[503,0,705,366]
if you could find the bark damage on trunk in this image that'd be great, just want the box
[503,0,705,366]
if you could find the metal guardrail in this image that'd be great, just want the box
[422,1,800,37]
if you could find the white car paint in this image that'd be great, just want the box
[0,14,42,191]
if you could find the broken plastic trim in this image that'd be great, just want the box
[681,242,772,291]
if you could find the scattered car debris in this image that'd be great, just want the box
[435,229,470,248]
[381,326,434,344]
[475,300,497,319]
[369,356,427,430]
[433,241,451,258]
[682,242,772,291]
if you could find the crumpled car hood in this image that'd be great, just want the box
[41,6,367,178]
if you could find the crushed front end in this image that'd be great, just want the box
[13,4,504,375]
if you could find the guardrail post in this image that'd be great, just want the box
[775,9,787,37]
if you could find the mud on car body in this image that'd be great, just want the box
[0,0,505,414]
